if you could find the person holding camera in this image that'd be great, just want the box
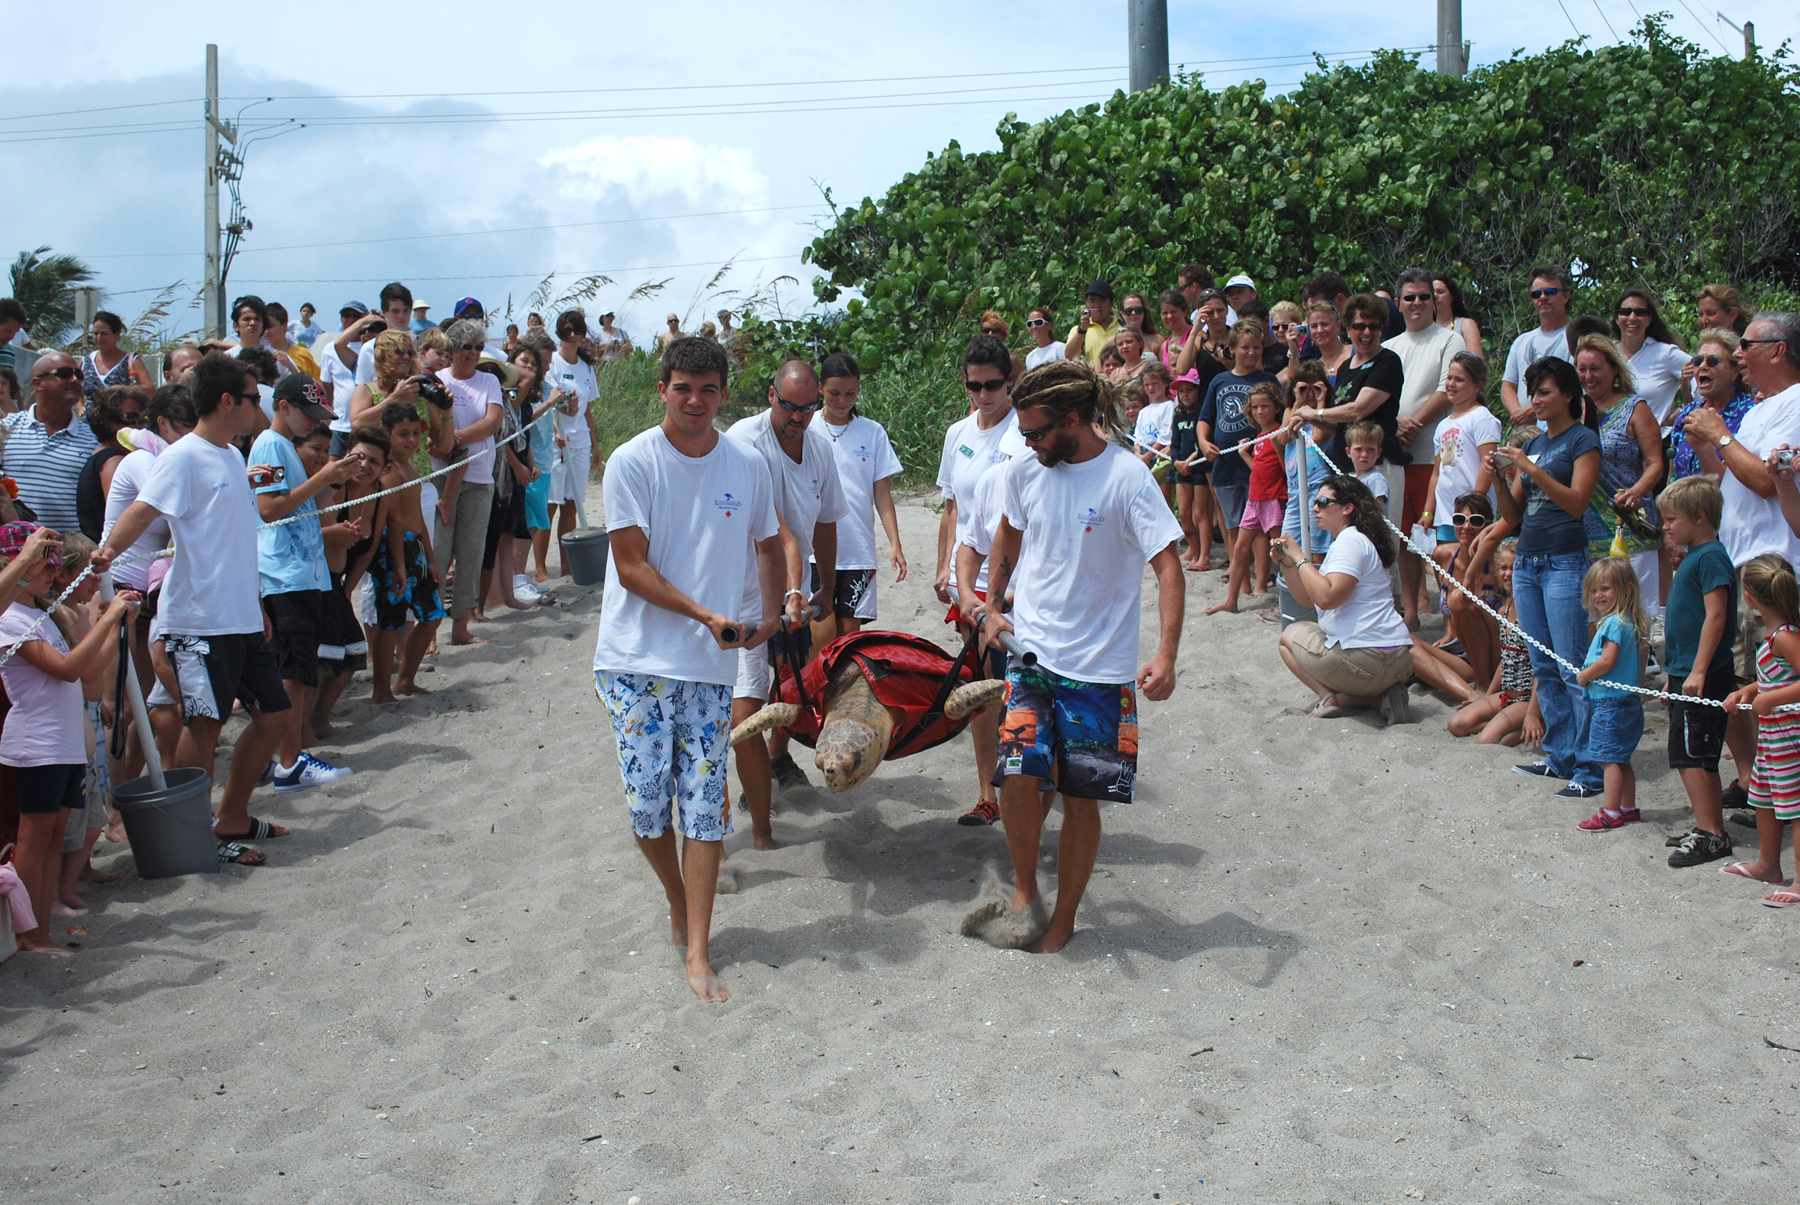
[347,329,423,430]
[428,320,505,647]
[1064,281,1122,369]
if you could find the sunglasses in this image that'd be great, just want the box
[1310,496,1343,509]
[964,378,1008,393]
[1616,306,1652,318]
[1689,354,1728,369]
[1399,293,1433,304]
[32,365,80,382]
[1530,287,1564,299]
[119,410,146,426]
[454,342,482,352]
[1025,317,1048,328]
[1740,338,1786,349]
[774,394,822,414]
[234,390,261,404]
[1122,306,1146,315]
[1451,512,1489,528]
[1017,417,1063,442]
[980,327,1005,337]
[1348,321,1383,333]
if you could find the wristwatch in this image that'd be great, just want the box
[1717,434,1736,451]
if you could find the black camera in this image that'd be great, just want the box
[415,374,454,411]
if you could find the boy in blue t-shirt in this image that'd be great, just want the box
[249,374,359,793]
[1657,475,1738,866]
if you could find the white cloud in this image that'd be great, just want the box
[539,136,770,209]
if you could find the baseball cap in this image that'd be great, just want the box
[0,521,50,564]
[599,310,614,319]
[1225,274,1256,291]
[1085,280,1114,301]
[339,301,370,316]
[1172,368,1203,390]
[452,297,483,319]
[272,372,336,423]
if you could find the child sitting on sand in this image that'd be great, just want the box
[1574,557,1650,830]
[370,399,446,701]
[1207,381,1286,614]
[1441,539,1540,744]
[1721,555,1800,905]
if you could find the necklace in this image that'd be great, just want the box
[822,416,851,443]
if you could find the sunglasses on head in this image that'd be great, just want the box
[964,377,1007,393]
[1451,512,1489,528]
[1530,287,1564,299]
[33,365,80,381]
[1616,305,1652,318]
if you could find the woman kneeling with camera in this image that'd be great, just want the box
[1273,474,1417,724]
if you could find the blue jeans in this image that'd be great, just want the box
[1513,551,1602,790]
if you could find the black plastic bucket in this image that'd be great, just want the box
[560,528,610,587]
[113,767,219,878]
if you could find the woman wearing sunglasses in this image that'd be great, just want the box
[1023,307,1066,373]
[1575,333,1664,616]
[1119,292,1163,362]
[1668,329,1755,482]
[1273,475,1416,722]
[1610,287,1690,426]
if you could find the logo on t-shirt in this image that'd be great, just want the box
[958,444,976,458]
[1079,507,1106,533]
[714,492,740,518]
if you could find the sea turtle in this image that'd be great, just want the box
[730,630,1007,793]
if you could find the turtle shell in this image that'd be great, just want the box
[770,629,986,761]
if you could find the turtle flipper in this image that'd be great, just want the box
[729,703,799,746]
[944,678,1009,720]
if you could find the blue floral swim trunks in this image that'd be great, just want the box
[595,670,733,840]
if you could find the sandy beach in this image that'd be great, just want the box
[4,481,1799,1203]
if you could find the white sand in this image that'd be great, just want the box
[4,483,1799,1203]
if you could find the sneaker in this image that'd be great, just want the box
[1668,828,1733,867]
[272,751,354,793]
[1722,780,1750,809]
[1665,827,1697,848]
[958,799,1000,826]
[514,580,542,604]
[769,751,810,794]
[1577,807,1640,830]
[257,757,278,787]
[1512,761,1558,778]
[1555,782,1602,799]
[1378,681,1415,725]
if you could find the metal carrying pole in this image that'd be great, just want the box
[96,574,165,791]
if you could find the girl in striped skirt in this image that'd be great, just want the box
[1721,555,1800,906]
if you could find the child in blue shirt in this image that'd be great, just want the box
[1574,556,1648,830]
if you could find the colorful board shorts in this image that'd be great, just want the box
[996,663,1138,804]
[370,530,448,631]
[595,670,734,840]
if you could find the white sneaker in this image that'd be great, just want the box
[272,752,354,793]
[514,580,542,603]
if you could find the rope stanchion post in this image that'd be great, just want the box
[96,571,165,792]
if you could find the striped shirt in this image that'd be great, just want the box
[1,405,98,532]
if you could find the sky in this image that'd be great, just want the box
[2,0,1790,345]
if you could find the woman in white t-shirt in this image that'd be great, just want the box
[1023,307,1067,373]
[1272,475,1416,723]
[1610,287,1690,426]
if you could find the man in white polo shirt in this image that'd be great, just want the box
[593,336,783,1003]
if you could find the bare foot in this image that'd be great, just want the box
[398,682,431,696]
[752,827,777,852]
[20,938,76,956]
[684,956,731,1003]
[372,690,397,704]
[451,635,493,646]
[80,865,123,883]
[1204,599,1239,615]
[312,719,338,739]
[54,899,86,915]
[1181,559,1203,571]
[103,820,127,844]
[1029,922,1076,953]
[533,572,549,585]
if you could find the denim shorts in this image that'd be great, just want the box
[1586,696,1644,765]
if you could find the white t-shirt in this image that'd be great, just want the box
[809,413,901,571]
[542,350,598,452]
[321,336,360,432]
[1134,400,1176,454]
[136,435,263,635]
[1502,325,1573,389]
[1721,384,1800,568]
[726,410,850,572]
[1629,338,1691,425]
[354,338,380,387]
[1317,527,1412,649]
[1000,443,1183,682]
[1386,323,1466,462]
[433,368,502,485]
[1430,406,1504,521]
[592,427,780,687]
[1025,343,1067,372]
[0,603,86,766]
[957,457,1010,594]
[102,446,174,592]
[936,410,1025,553]
[1357,468,1390,501]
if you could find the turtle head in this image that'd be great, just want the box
[815,718,884,793]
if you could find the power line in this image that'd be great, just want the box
[224,253,797,287]
[1554,0,1586,38]
[1591,0,1621,40]
[0,97,200,123]
[1674,0,1734,53]
[84,203,826,260]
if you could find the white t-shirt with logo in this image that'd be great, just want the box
[592,427,780,687]
[726,410,849,572]
[1386,323,1466,462]
[542,350,598,452]
[958,459,1009,594]
[136,435,263,636]
[1430,405,1504,521]
[1133,400,1176,454]
[433,367,503,485]
[1000,442,1183,683]
[937,410,1024,553]
[1721,384,1800,568]
[809,413,901,571]
[1630,338,1692,425]
[1317,527,1412,649]
[1502,324,1573,389]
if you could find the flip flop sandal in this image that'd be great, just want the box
[1720,861,1769,881]
[1762,889,1800,908]
[223,816,284,841]
[216,840,266,867]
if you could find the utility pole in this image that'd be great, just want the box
[1717,12,1756,59]
[1436,0,1466,76]
[202,45,240,340]
[1127,0,1169,93]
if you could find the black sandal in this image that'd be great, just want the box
[216,840,266,866]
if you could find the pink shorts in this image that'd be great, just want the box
[1240,497,1284,532]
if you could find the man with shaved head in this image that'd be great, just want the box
[724,360,847,839]
[3,350,98,530]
